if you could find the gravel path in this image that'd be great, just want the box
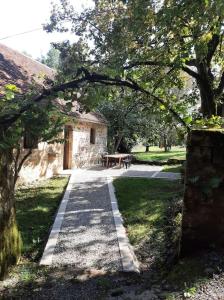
[43,165,179,271]
[42,165,179,271]
[52,176,122,271]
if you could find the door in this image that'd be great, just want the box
[63,126,73,169]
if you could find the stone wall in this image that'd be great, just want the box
[18,142,64,183]
[18,121,107,182]
[72,121,107,168]
[181,129,224,254]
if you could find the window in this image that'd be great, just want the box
[23,131,38,149]
[90,128,96,144]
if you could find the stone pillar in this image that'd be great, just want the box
[181,129,224,255]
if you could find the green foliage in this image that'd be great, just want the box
[0,85,67,152]
[139,109,187,151]
[46,0,224,121]
[184,286,197,298]
[97,89,148,152]
[192,115,224,129]
[38,45,60,70]
[0,82,68,277]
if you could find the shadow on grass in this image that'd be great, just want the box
[15,177,69,261]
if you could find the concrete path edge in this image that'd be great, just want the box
[107,177,140,273]
[40,173,74,265]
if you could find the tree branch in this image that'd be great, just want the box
[185,59,197,67]
[123,60,169,70]
[215,71,224,97]
[0,68,190,131]
[125,77,190,131]
[123,60,200,81]
[0,75,90,127]
[207,34,220,65]
[182,65,200,80]
[17,149,32,175]
[13,148,32,187]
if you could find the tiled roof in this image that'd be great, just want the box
[0,43,107,125]
[71,111,108,125]
[0,43,54,91]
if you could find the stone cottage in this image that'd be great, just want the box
[0,43,107,182]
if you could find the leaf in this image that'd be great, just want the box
[5,84,19,92]
[5,90,15,101]
[183,116,192,125]
[57,91,65,98]
[160,104,166,110]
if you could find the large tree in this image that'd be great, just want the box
[0,84,67,279]
[45,0,224,118]
[97,88,152,153]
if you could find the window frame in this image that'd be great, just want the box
[23,131,38,149]
[90,128,96,145]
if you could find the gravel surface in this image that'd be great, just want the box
[52,176,122,271]
[193,274,224,300]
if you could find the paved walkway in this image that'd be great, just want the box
[61,164,180,180]
[40,165,180,272]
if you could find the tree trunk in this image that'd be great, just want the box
[114,134,123,153]
[197,63,216,117]
[0,149,22,279]
[198,81,216,117]
[164,137,169,152]
[145,145,149,152]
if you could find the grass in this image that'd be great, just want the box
[162,164,182,173]
[113,177,224,298]
[15,176,69,260]
[133,146,186,162]
[113,177,183,245]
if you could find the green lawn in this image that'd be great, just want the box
[113,177,183,245]
[133,146,186,162]
[16,176,69,260]
[162,164,182,173]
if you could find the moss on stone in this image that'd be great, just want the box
[0,214,22,280]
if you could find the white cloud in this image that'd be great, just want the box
[0,0,93,58]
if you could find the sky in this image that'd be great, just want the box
[0,0,93,59]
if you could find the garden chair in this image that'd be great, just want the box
[123,155,132,169]
[100,152,108,167]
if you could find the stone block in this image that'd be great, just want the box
[212,147,224,165]
[189,129,224,147]
[181,130,224,255]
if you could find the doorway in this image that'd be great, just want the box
[63,126,73,169]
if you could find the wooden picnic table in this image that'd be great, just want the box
[105,153,129,168]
